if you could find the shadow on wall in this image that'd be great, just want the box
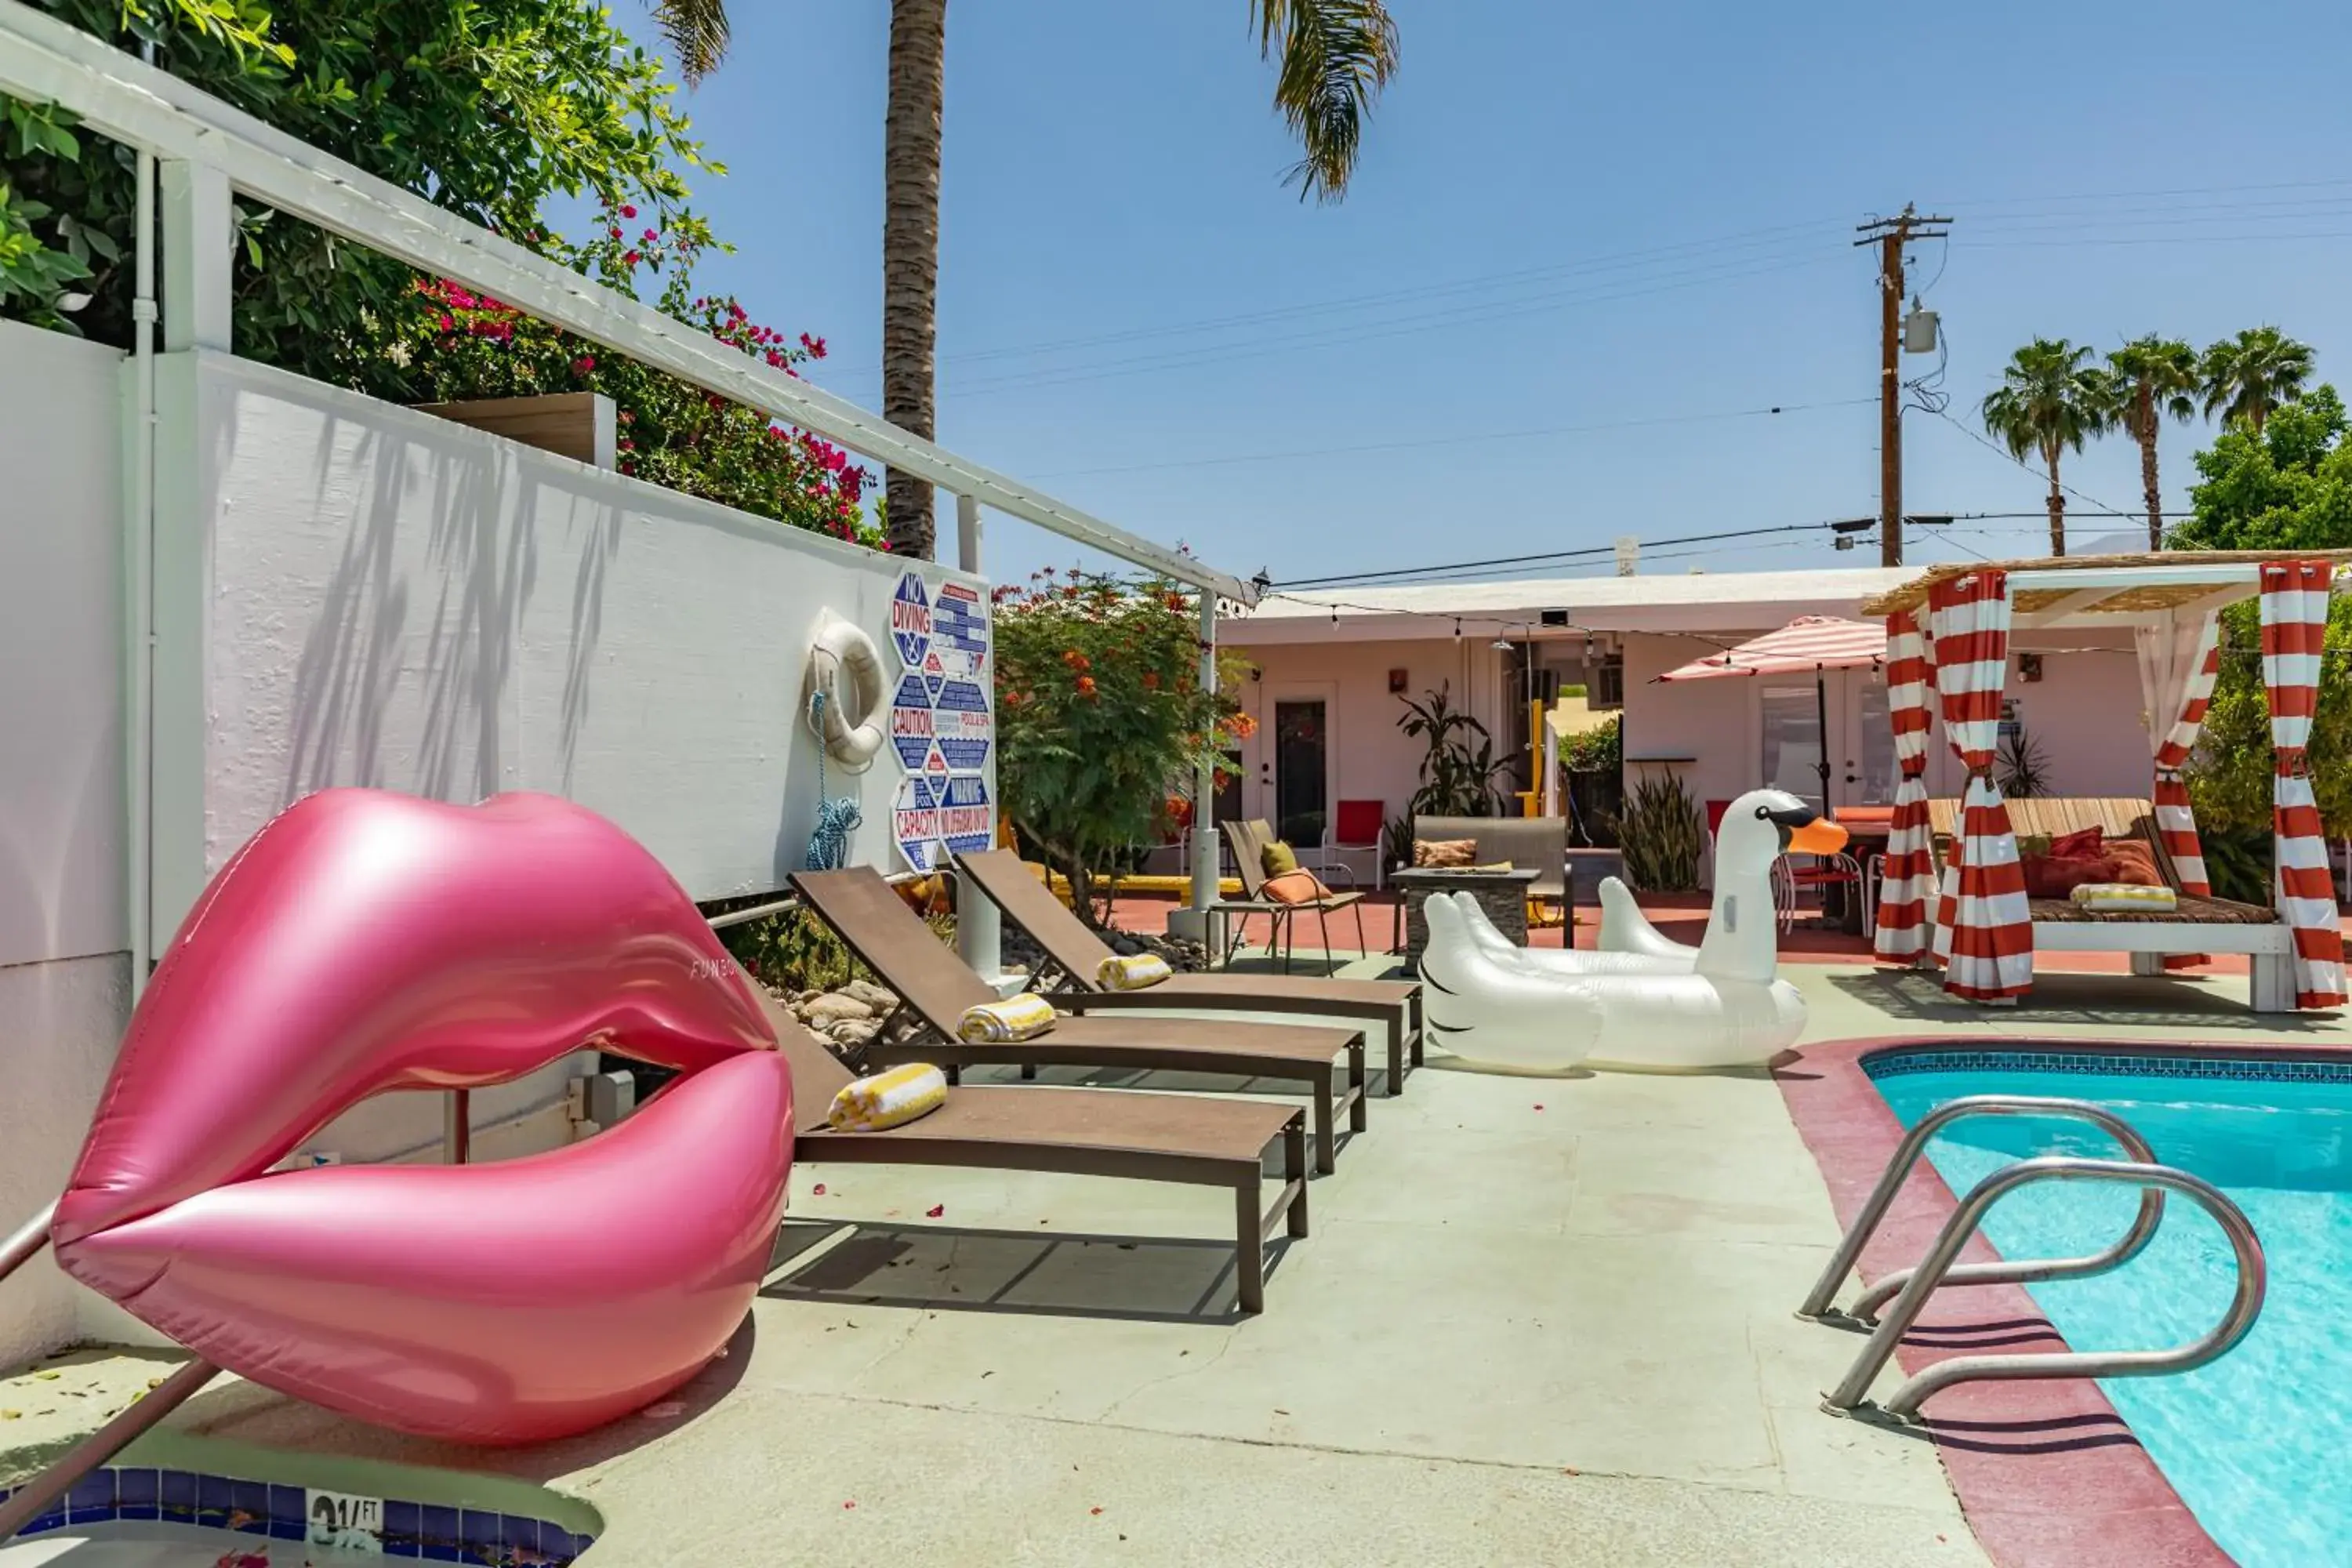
[281,423,559,808]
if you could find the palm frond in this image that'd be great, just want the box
[648,0,731,85]
[1253,0,1399,202]
[1981,338,2105,458]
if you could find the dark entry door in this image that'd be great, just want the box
[1275,700,1328,848]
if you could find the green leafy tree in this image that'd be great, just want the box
[993,573,1251,927]
[2169,386,2352,836]
[639,0,1400,561]
[1983,339,2107,557]
[2201,327,2314,436]
[2103,336,2203,550]
[5,0,712,382]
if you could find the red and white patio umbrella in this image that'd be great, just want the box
[1655,615,1887,800]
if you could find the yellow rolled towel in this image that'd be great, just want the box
[2071,883,2178,913]
[956,993,1058,1044]
[826,1062,949,1132]
[1096,953,1173,991]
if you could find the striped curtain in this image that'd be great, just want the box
[2259,561,2347,1009]
[1873,608,1937,962]
[2136,612,2223,969]
[1927,571,2034,1002]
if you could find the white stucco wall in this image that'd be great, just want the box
[3,338,986,1365]
[0,322,132,1367]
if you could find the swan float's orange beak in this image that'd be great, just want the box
[1786,816,1849,855]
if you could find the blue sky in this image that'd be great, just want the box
[619,0,2352,590]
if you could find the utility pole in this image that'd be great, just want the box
[1856,205,1951,568]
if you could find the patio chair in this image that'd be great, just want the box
[790,867,1368,1174]
[1294,799,1386,891]
[754,982,1308,1315]
[955,848,1423,1094]
[1218,818,1370,974]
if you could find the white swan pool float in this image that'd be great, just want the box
[1419,789,1845,1072]
[1597,877,1700,964]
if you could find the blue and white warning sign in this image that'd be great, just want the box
[890,572,933,668]
[940,774,993,855]
[932,580,990,679]
[934,678,992,771]
[892,774,943,872]
[889,672,935,772]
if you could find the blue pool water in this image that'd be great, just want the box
[1868,1051,2352,1568]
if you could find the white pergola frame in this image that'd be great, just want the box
[0,1,1259,974]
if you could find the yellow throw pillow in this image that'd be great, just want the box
[1413,837,1477,868]
[2071,883,2178,913]
[1261,840,1300,877]
[1096,953,1173,991]
[827,1063,949,1132]
[956,993,1058,1044]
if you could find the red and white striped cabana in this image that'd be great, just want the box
[1860,553,2349,1009]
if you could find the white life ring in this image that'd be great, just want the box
[805,611,887,770]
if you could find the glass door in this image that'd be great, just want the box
[1849,673,1894,807]
[1274,699,1330,848]
[1759,684,1826,811]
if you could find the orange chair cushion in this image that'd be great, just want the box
[1263,869,1333,904]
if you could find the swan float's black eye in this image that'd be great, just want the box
[1755,806,1771,819]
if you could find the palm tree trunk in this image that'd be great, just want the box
[2138,387,2163,551]
[2044,445,2066,557]
[881,0,947,561]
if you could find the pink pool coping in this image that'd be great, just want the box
[1771,1033,2352,1568]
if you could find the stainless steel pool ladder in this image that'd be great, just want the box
[1801,1095,2266,1422]
[0,1201,223,1544]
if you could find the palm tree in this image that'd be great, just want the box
[1982,339,2106,557]
[2102,336,2201,550]
[2200,326,2314,435]
[646,1,1399,560]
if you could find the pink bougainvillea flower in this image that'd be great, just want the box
[572,356,596,376]
[620,204,638,219]
[622,250,642,267]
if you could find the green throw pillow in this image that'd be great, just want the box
[1262,840,1300,877]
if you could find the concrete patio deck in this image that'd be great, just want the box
[4,960,2343,1565]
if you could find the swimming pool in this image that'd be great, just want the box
[1867,1048,2352,1568]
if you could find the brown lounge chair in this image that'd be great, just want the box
[755,983,1308,1315]
[790,867,1367,1174]
[956,848,1424,1097]
[1218,818,1370,972]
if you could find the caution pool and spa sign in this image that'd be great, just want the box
[887,570,996,869]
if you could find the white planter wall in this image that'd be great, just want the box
[0,332,986,1365]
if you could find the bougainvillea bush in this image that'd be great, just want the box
[361,204,875,545]
[993,572,1254,925]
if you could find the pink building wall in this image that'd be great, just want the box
[1232,626,2160,878]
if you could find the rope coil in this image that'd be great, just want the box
[804,687,863,871]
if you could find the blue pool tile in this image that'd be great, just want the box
[538,1526,576,1563]
[65,1468,115,1523]
[419,1503,463,1562]
[25,1500,66,1535]
[116,1467,159,1520]
[500,1514,540,1557]
[159,1469,198,1518]
[383,1497,423,1552]
[230,1477,270,1534]
[197,1472,234,1526]
[269,1483,307,1541]
[461,1506,506,1559]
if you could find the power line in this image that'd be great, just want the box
[1275,523,1838,590]
[1029,395,1875,480]
[1926,405,2136,519]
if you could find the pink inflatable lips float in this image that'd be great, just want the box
[49,789,795,1446]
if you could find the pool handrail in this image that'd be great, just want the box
[1821,1155,2265,1421]
[1798,1094,2168,1322]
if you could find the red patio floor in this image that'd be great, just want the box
[1102,890,2352,978]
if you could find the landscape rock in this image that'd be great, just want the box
[804,995,876,1027]
[826,1018,880,1048]
[841,979,898,1011]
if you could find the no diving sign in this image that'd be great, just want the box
[890,572,933,668]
